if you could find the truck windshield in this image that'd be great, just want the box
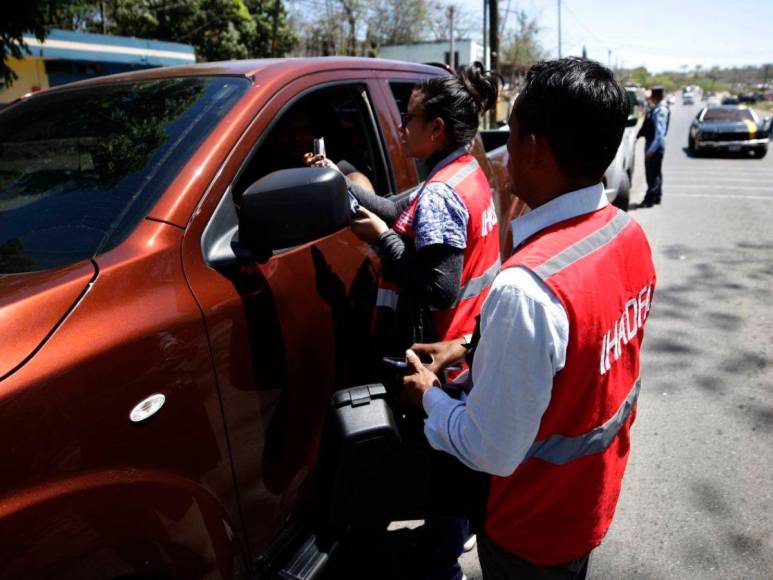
[0,76,249,274]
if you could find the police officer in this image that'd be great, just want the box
[638,85,670,207]
[404,58,657,580]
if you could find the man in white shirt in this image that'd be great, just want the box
[404,57,656,580]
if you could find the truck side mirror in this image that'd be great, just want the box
[626,115,638,128]
[239,167,350,261]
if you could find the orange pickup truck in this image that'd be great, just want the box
[0,57,517,579]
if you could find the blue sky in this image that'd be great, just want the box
[457,0,773,72]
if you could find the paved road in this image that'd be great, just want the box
[458,101,773,579]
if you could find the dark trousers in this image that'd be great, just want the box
[643,149,664,203]
[477,532,591,580]
[412,516,469,580]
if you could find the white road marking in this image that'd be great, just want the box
[668,193,773,200]
[664,184,773,192]
[667,178,773,184]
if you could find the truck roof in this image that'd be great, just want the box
[39,57,447,92]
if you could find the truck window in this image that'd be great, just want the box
[388,81,430,183]
[0,77,249,274]
[233,84,390,199]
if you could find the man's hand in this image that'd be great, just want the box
[350,206,388,243]
[304,153,339,171]
[402,349,441,408]
[645,150,655,160]
[410,339,467,375]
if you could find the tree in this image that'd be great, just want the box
[365,0,430,48]
[338,0,365,56]
[368,0,429,46]
[111,0,296,61]
[629,66,650,86]
[427,1,473,42]
[1,1,70,87]
[500,10,546,71]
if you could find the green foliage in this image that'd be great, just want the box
[110,0,297,61]
[368,0,429,47]
[500,10,546,70]
[1,1,72,87]
[619,64,764,95]
[1,0,297,84]
[628,67,650,86]
[646,74,676,93]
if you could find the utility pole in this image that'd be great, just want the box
[557,0,562,58]
[271,0,281,56]
[489,0,499,126]
[608,49,612,68]
[490,0,498,72]
[100,0,106,34]
[483,0,489,70]
[449,6,455,69]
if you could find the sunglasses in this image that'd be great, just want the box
[400,112,421,129]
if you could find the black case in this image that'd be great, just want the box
[317,384,488,528]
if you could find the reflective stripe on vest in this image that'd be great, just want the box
[445,158,480,188]
[377,154,487,314]
[522,377,641,465]
[532,210,631,280]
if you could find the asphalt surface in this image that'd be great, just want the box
[330,102,773,579]
[589,102,773,579]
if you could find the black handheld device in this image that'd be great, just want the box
[312,137,326,157]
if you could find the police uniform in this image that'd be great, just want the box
[638,87,670,206]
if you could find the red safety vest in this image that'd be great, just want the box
[485,204,656,565]
[376,152,501,341]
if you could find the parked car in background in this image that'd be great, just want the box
[682,91,696,105]
[601,87,643,211]
[0,58,513,579]
[738,92,760,104]
[722,95,740,105]
[688,104,770,158]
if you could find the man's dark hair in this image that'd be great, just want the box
[418,62,499,149]
[515,57,629,181]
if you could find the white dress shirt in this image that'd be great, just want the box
[422,183,608,477]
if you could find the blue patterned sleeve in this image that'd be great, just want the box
[413,182,469,251]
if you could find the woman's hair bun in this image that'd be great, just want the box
[457,61,499,114]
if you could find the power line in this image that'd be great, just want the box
[560,0,613,61]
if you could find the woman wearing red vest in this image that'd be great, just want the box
[345,64,501,360]
[403,58,657,579]
[310,64,500,580]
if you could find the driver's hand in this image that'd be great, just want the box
[350,206,388,243]
[303,153,338,170]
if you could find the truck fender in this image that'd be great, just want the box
[0,468,246,580]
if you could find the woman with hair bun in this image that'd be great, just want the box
[310,63,501,372]
[321,62,500,580]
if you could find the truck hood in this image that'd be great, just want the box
[0,260,96,380]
